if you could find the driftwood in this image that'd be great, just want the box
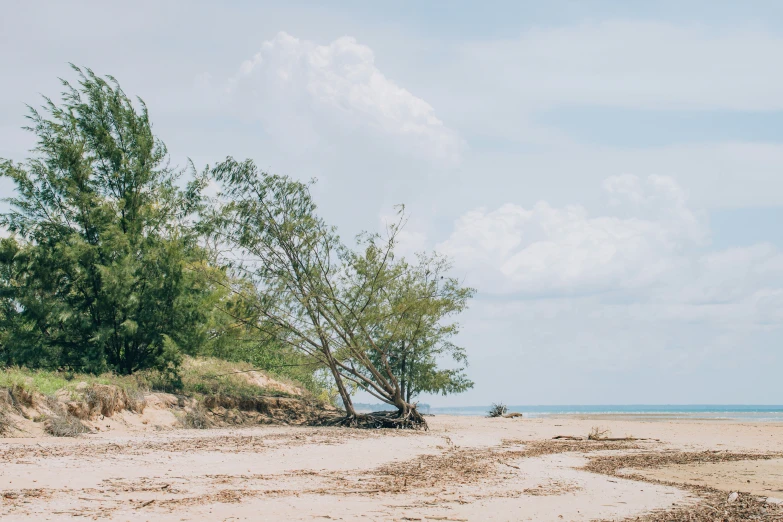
[599,437,655,441]
[552,435,657,441]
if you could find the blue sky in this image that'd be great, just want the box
[2,1,783,405]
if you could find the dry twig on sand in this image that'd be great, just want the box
[588,426,611,440]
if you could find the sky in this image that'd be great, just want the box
[2,1,783,405]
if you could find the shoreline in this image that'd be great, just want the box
[531,412,783,422]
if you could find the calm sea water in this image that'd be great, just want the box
[428,405,783,422]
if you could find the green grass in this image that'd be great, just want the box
[0,357,305,401]
[0,367,143,397]
[172,357,300,399]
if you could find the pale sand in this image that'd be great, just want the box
[1,415,782,521]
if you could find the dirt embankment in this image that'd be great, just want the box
[0,372,332,439]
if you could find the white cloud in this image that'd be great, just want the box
[429,175,783,404]
[224,32,463,166]
[437,175,710,296]
[435,174,783,343]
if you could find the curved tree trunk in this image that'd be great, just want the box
[326,353,356,418]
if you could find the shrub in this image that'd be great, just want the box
[181,406,210,429]
[487,403,508,418]
[44,414,89,437]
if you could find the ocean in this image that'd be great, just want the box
[427,404,783,422]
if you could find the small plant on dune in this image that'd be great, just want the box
[588,426,611,440]
[487,403,508,418]
[84,386,120,417]
[44,414,89,437]
[181,406,210,429]
[126,389,147,414]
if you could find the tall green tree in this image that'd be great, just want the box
[0,66,207,374]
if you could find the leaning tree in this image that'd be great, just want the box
[202,157,474,428]
[360,251,475,405]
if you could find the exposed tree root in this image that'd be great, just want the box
[320,409,429,430]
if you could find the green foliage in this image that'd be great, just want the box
[0,356,304,403]
[204,158,475,417]
[151,356,299,399]
[0,66,473,417]
[182,262,331,397]
[356,246,475,403]
[0,366,144,397]
[487,403,508,418]
[0,66,210,374]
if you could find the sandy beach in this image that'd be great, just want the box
[2,415,782,521]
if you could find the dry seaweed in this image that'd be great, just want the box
[586,450,783,522]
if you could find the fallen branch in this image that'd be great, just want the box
[552,435,656,441]
[599,437,656,441]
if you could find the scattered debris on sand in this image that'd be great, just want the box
[586,450,783,521]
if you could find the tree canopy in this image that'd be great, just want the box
[0,66,209,374]
[0,67,475,427]
[202,158,475,426]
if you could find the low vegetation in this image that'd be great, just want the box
[487,403,508,418]
[0,357,308,403]
[180,405,211,430]
[0,366,145,398]
[43,413,89,437]
[0,355,333,436]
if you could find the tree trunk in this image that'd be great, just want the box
[324,349,356,417]
[400,345,407,404]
